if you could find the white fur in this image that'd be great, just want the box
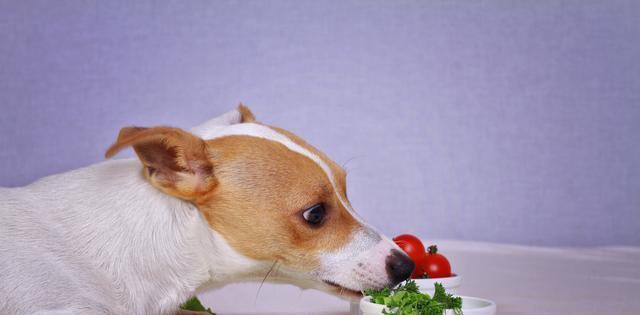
[317,233,404,292]
[191,108,243,135]
[0,160,266,315]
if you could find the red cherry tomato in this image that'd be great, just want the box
[393,234,426,278]
[421,245,452,278]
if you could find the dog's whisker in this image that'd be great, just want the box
[341,155,362,172]
[254,260,279,304]
[274,261,283,276]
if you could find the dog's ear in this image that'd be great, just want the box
[105,127,216,201]
[237,104,256,123]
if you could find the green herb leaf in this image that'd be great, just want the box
[181,297,216,314]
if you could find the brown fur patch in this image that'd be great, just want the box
[268,126,349,200]
[196,135,358,270]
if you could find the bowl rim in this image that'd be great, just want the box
[412,274,462,292]
[412,273,461,281]
[360,294,496,311]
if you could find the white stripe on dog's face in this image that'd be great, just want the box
[196,120,404,291]
[202,123,353,211]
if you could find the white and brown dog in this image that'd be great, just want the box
[0,106,414,315]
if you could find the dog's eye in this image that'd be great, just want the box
[302,204,326,226]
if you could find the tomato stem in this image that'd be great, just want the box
[427,245,438,254]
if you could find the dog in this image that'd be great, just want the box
[0,106,414,315]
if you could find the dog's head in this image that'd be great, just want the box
[105,106,413,297]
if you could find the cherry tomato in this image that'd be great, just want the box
[420,245,452,278]
[393,234,426,278]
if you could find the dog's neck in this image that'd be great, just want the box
[27,158,259,314]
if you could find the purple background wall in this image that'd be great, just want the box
[1,0,639,247]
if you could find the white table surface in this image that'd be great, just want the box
[199,240,640,315]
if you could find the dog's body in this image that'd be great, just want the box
[1,160,223,314]
[1,107,413,315]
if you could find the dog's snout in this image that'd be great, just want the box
[385,249,415,286]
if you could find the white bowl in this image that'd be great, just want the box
[359,295,496,315]
[414,274,462,295]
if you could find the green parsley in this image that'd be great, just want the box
[181,297,216,314]
[363,280,462,315]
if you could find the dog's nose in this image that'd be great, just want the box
[385,249,415,286]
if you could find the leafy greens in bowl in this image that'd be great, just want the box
[363,280,463,315]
